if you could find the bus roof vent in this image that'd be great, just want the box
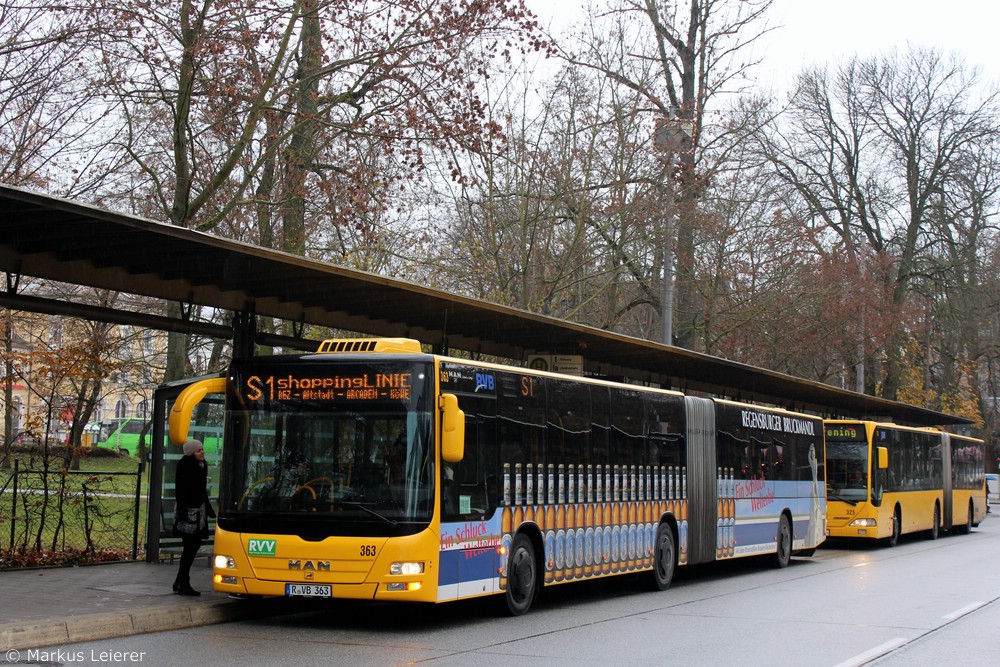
[315,338,423,354]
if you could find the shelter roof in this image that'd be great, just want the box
[0,183,967,426]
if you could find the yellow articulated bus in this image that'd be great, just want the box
[824,420,987,546]
[169,338,827,615]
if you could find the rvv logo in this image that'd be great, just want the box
[248,538,277,556]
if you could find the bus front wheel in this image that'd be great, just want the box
[773,514,791,569]
[887,508,901,547]
[504,533,538,616]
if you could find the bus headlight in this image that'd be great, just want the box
[389,561,424,576]
[849,518,877,527]
[215,555,236,569]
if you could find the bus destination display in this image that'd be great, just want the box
[824,423,864,441]
[244,372,413,403]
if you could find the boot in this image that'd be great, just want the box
[177,583,201,596]
[174,572,194,595]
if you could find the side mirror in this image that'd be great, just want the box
[169,377,228,445]
[439,393,465,464]
[877,446,889,470]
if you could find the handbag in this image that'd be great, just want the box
[174,505,203,535]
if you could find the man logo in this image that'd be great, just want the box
[248,539,277,557]
[288,560,331,571]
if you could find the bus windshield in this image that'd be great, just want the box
[220,357,435,536]
[825,441,869,502]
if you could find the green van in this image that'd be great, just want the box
[96,418,221,458]
[95,418,151,456]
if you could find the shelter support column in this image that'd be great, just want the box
[233,310,257,361]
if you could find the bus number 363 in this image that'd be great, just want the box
[360,545,376,557]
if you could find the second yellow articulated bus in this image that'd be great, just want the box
[824,420,987,546]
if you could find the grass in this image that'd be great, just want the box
[1,450,148,559]
[1,448,221,565]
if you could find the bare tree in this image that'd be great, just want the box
[81,0,545,377]
[919,130,1000,424]
[560,0,773,349]
[0,2,111,193]
[758,48,1000,403]
[427,51,670,337]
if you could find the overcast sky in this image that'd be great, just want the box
[524,0,1000,93]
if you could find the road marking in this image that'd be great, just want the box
[832,602,986,666]
[942,601,984,621]
[832,638,907,667]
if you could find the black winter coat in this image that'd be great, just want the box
[173,454,212,539]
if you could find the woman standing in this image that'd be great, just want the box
[172,439,215,596]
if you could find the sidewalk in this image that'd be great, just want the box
[0,559,315,651]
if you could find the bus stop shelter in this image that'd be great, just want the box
[0,182,973,560]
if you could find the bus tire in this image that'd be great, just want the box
[650,522,676,591]
[956,502,973,535]
[927,503,940,540]
[887,507,901,547]
[773,514,791,569]
[504,533,538,616]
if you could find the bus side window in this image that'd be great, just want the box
[547,379,592,485]
[499,373,538,487]
[610,388,644,478]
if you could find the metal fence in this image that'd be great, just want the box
[1,459,144,564]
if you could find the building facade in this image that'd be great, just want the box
[1,309,167,446]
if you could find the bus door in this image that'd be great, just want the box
[437,375,499,601]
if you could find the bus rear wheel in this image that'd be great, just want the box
[927,504,940,540]
[504,533,538,616]
[650,522,676,591]
[773,514,791,569]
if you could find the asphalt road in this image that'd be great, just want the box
[23,510,1000,667]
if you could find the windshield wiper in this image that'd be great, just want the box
[338,501,398,528]
[827,493,859,505]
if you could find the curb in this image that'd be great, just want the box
[0,597,317,651]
